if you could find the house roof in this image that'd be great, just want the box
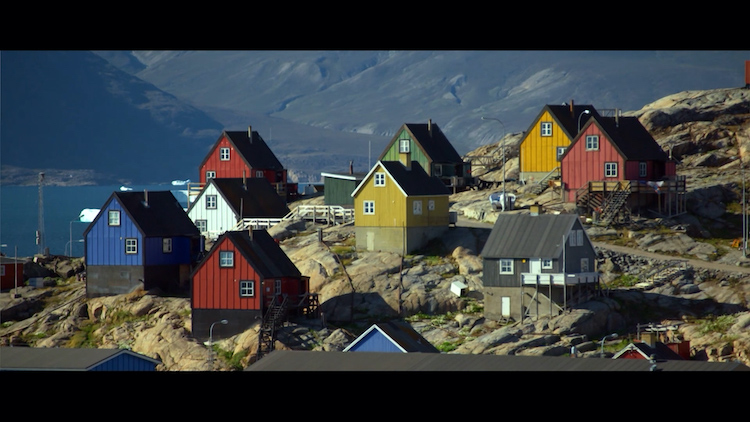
[351,160,451,198]
[198,230,301,279]
[398,121,463,164]
[0,347,161,371]
[84,191,200,238]
[480,213,585,259]
[343,321,440,353]
[612,341,685,361]
[321,171,368,181]
[189,178,290,218]
[575,115,669,162]
[199,129,284,171]
[245,350,750,371]
[526,103,601,140]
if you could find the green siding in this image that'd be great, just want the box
[324,177,357,206]
[381,130,431,175]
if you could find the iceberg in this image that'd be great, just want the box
[79,209,100,223]
[120,185,133,191]
[171,179,191,186]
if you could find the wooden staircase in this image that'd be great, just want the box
[256,295,289,361]
[529,167,560,195]
[598,187,631,226]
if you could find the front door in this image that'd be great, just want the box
[530,258,541,274]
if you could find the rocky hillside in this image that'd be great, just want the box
[2,87,749,371]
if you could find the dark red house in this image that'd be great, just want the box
[561,114,686,224]
[0,256,25,291]
[190,229,316,345]
[192,126,297,202]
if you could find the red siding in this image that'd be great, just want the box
[199,135,252,184]
[562,125,623,201]
[192,237,261,311]
[1,263,24,290]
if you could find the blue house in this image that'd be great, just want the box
[0,347,162,371]
[83,190,202,298]
[343,321,440,353]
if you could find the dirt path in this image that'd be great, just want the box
[593,242,750,275]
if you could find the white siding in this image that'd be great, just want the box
[188,183,238,239]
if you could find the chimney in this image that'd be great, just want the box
[243,170,247,190]
[570,100,575,117]
[349,160,353,175]
[143,190,149,208]
[248,126,253,143]
[428,119,432,137]
[248,228,253,241]
[615,109,620,127]
[530,202,543,216]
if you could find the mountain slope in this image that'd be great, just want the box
[0,50,224,185]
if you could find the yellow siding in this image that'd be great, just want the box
[354,174,406,227]
[520,110,572,174]
[405,196,450,227]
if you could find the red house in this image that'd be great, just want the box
[561,114,686,224]
[190,229,316,345]
[192,126,297,202]
[0,256,25,291]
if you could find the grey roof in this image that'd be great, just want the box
[480,213,581,259]
[246,350,750,372]
[0,347,161,371]
[401,122,463,163]
[378,161,451,196]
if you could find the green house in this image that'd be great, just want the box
[321,170,367,206]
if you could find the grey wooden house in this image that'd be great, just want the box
[480,210,600,322]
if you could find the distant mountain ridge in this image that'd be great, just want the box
[2,50,747,185]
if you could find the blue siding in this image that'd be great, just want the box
[86,198,143,266]
[349,330,402,353]
[90,352,158,371]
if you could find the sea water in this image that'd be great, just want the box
[0,184,189,258]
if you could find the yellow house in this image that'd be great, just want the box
[519,102,599,184]
[352,160,451,254]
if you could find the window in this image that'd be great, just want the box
[374,172,385,186]
[125,238,138,254]
[577,230,584,246]
[413,200,423,215]
[540,122,552,137]
[0,266,5,276]
[162,238,172,253]
[581,258,590,273]
[399,139,410,153]
[605,162,618,178]
[219,251,234,267]
[275,279,281,294]
[240,280,255,297]
[206,195,217,209]
[433,164,442,177]
[108,210,120,226]
[499,259,514,274]
[363,200,375,215]
[568,230,584,247]
[557,146,566,161]
[206,170,216,180]
[428,200,435,211]
[585,135,599,150]
[639,162,647,178]
[195,220,207,233]
[220,147,230,161]
[542,259,553,269]
[255,170,264,178]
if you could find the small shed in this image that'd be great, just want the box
[343,321,439,353]
[0,256,25,291]
[321,170,366,206]
[0,347,162,371]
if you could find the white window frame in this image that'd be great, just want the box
[195,220,207,233]
[255,170,264,178]
[125,238,138,254]
[499,259,514,275]
[162,238,172,253]
[540,122,552,137]
[206,170,216,180]
[220,147,230,161]
[413,200,422,215]
[363,200,375,215]
[108,210,120,226]
[219,251,234,267]
[206,195,217,209]
[1,265,5,276]
[639,162,647,178]
[557,146,566,161]
[542,259,553,269]
[275,279,281,294]
[428,200,435,211]
[433,164,442,177]
[577,230,584,246]
[240,280,255,297]
[605,162,618,178]
[374,172,386,187]
[399,139,410,153]
[585,135,599,150]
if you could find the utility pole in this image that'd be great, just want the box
[37,172,46,256]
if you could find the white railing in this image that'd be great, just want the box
[521,272,599,286]
[294,205,354,224]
